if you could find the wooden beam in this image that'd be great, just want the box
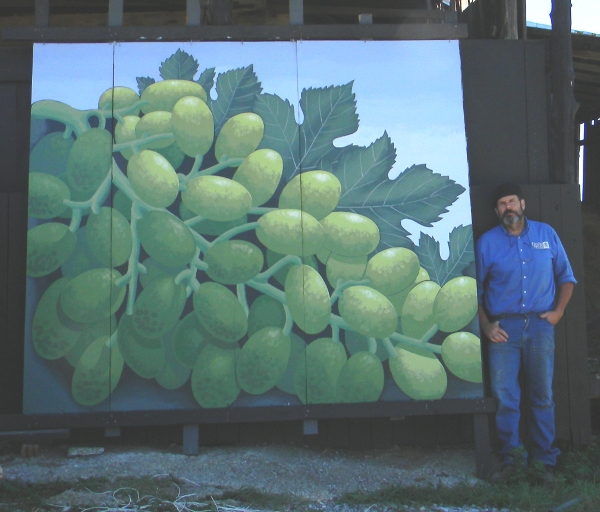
[549,0,578,183]
[573,50,600,63]
[1,23,469,42]
[575,71,600,85]
[108,0,124,27]
[34,0,49,27]
[187,0,202,26]
[289,0,303,25]
[303,6,447,20]
[573,60,600,74]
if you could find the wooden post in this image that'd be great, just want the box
[187,0,202,25]
[499,0,518,39]
[549,0,578,183]
[35,0,49,27]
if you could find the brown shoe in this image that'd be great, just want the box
[538,465,555,485]
[489,464,516,484]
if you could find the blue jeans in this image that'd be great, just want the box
[488,314,560,466]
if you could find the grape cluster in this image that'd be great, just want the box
[27,73,481,409]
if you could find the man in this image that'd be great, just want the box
[475,182,576,484]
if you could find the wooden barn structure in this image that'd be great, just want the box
[0,0,595,478]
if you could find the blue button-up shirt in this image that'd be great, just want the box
[475,219,576,317]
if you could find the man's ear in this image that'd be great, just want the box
[521,199,526,211]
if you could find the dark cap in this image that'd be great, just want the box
[492,182,523,207]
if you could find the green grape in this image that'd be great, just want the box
[236,327,291,395]
[71,336,124,406]
[139,257,185,289]
[172,312,215,368]
[65,315,116,367]
[140,79,207,114]
[214,113,264,163]
[338,286,397,339]
[247,294,286,337]
[28,172,70,219]
[205,240,264,285]
[127,150,179,208]
[321,212,380,257]
[181,175,252,222]
[256,209,324,257]
[433,276,478,333]
[135,111,174,150]
[293,337,347,404]
[32,277,81,360]
[118,314,166,379]
[285,264,331,334]
[155,332,192,390]
[132,275,186,339]
[401,281,441,339]
[193,282,248,343]
[389,347,447,400]
[344,330,389,361]
[114,116,140,160]
[365,248,420,296]
[316,247,332,264]
[113,189,132,221]
[156,142,186,170]
[64,128,112,199]
[29,132,74,177]
[179,201,247,236]
[326,253,367,287]
[27,222,76,277]
[232,149,283,206]
[191,343,239,408]
[98,86,140,114]
[137,211,195,268]
[387,267,430,316]
[441,331,483,383]
[266,250,318,286]
[85,207,132,267]
[60,268,126,323]
[336,351,384,403]
[61,227,102,277]
[171,96,214,157]
[279,171,342,220]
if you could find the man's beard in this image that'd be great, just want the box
[502,210,523,226]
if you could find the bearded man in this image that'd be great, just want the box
[475,183,576,484]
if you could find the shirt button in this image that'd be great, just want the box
[524,291,527,293]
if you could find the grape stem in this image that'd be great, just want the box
[330,278,370,306]
[115,202,144,315]
[237,284,249,317]
[367,338,378,354]
[210,222,260,247]
[196,158,244,178]
[31,100,90,136]
[112,133,175,154]
[246,279,286,304]
[248,207,276,215]
[178,154,204,190]
[183,215,206,228]
[388,324,442,355]
[63,166,113,216]
[283,305,293,336]
[332,324,341,344]
[253,255,302,283]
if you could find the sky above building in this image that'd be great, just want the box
[527,0,599,34]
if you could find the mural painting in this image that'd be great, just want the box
[24,41,482,414]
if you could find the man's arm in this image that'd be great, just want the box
[478,304,509,343]
[540,282,574,325]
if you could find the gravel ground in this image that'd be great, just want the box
[0,443,509,511]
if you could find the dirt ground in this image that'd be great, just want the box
[0,442,490,511]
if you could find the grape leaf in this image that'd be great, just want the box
[336,155,465,250]
[209,65,262,135]
[254,93,300,179]
[414,225,474,287]
[196,67,216,95]
[296,82,359,178]
[159,49,199,80]
[136,76,155,95]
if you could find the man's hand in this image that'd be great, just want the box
[540,310,563,325]
[483,320,509,343]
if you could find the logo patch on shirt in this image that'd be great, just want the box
[531,241,550,249]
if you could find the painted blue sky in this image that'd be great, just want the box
[32,41,470,255]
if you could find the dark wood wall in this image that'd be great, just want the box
[0,38,591,449]
[0,43,31,415]
[462,39,591,446]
